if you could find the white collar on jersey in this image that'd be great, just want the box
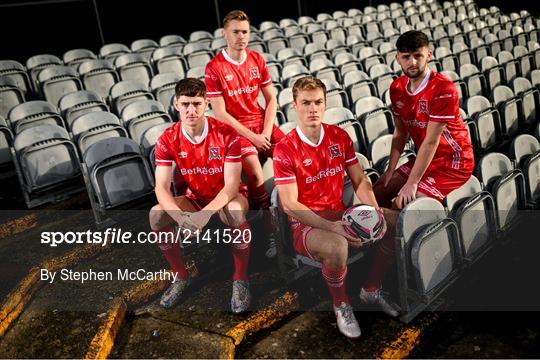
[406,68,432,96]
[295,124,325,147]
[181,117,209,144]
[222,49,248,66]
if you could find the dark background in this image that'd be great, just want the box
[0,0,538,63]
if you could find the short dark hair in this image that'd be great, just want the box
[292,76,326,101]
[175,78,206,98]
[396,30,430,52]
[223,10,250,28]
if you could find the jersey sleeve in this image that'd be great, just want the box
[204,62,223,98]
[258,55,272,87]
[154,134,174,167]
[273,143,296,185]
[429,81,459,123]
[225,130,242,163]
[344,134,359,166]
[389,80,401,118]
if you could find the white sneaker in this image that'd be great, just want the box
[159,276,191,308]
[231,280,251,313]
[333,302,361,339]
[359,287,399,317]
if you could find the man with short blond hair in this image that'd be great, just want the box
[205,9,284,257]
[273,76,399,339]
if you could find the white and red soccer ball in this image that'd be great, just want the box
[342,205,386,244]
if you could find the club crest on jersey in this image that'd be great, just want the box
[249,66,260,80]
[418,99,428,113]
[208,147,221,160]
[328,144,342,159]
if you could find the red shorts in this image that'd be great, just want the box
[396,158,473,201]
[289,211,343,260]
[240,124,285,158]
[184,184,249,209]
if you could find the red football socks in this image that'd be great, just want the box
[322,265,350,307]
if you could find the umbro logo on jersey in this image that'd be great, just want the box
[178,151,188,158]
[208,147,221,160]
[396,101,405,109]
[225,74,234,81]
[302,159,312,166]
[419,100,428,113]
[249,66,260,80]
[328,144,342,159]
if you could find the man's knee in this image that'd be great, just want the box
[149,204,166,230]
[316,236,348,266]
[221,196,249,227]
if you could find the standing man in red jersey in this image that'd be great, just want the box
[150,78,252,313]
[273,76,399,339]
[205,10,285,258]
[374,30,474,209]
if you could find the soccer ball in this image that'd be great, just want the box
[342,205,386,244]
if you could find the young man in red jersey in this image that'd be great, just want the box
[150,78,251,313]
[205,10,284,258]
[374,30,474,209]
[273,76,399,339]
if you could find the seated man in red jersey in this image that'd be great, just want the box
[149,78,251,313]
[374,30,474,209]
[273,76,399,339]
[205,10,285,258]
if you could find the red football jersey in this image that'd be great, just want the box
[154,117,242,203]
[390,69,474,171]
[273,123,359,212]
[205,49,272,128]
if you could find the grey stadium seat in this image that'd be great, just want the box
[323,107,355,126]
[159,34,186,52]
[110,80,155,115]
[82,137,155,224]
[58,90,109,130]
[459,63,486,98]
[0,116,14,174]
[497,51,519,84]
[8,100,65,134]
[140,122,174,157]
[281,64,310,88]
[509,134,540,207]
[466,96,501,152]
[36,65,83,106]
[99,43,130,62]
[445,175,497,263]
[120,99,172,145]
[70,111,127,155]
[150,72,182,110]
[0,60,32,97]
[0,76,25,119]
[12,124,82,207]
[492,85,520,138]
[395,197,461,323]
[25,54,63,93]
[476,152,526,232]
[343,70,377,104]
[151,47,186,77]
[512,77,539,130]
[354,96,393,150]
[78,59,119,101]
[186,66,206,81]
[62,48,97,70]
[182,42,213,68]
[131,39,159,62]
[114,53,154,85]
[320,79,349,109]
[480,56,504,90]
